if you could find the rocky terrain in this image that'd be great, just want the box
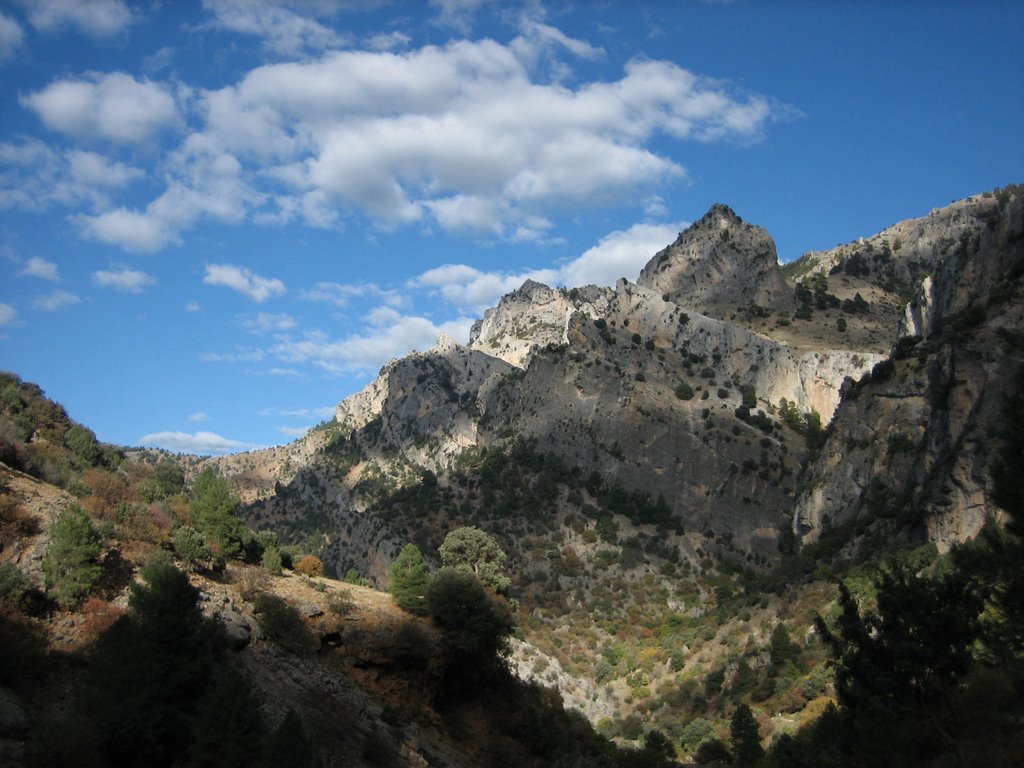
[5,185,1021,766]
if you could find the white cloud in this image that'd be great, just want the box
[17,0,133,38]
[78,207,175,252]
[259,405,335,418]
[267,368,304,377]
[188,412,209,422]
[32,289,81,311]
[137,430,259,455]
[19,22,787,252]
[277,425,311,437]
[366,31,411,51]
[409,219,685,313]
[201,0,350,56]
[240,312,297,332]
[184,34,784,240]
[92,267,156,293]
[0,13,25,61]
[76,135,261,252]
[413,263,559,313]
[301,281,405,308]
[272,308,474,373]
[558,221,686,288]
[0,302,16,326]
[0,140,142,213]
[21,72,180,144]
[201,347,265,363]
[186,301,202,312]
[19,257,60,282]
[429,0,490,34]
[67,150,145,188]
[204,263,286,302]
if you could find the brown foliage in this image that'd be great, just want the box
[81,469,130,519]
[80,595,123,642]
[295,554,324,578]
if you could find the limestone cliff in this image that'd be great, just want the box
[793,187,1024,548]
[637,204,791,313]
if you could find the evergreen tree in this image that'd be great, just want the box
[439,526,510,593]
[769,623,794,668]
[42,505,102,609]
[190,468,244,557]
[389,543,430,613]
[265,709,317,768]
[82,560,225,767]
[730,704,763,766]
[190,666,265,768]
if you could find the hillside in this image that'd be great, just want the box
[2,185,1023,766]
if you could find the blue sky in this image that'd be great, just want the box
[1,0,1021,454]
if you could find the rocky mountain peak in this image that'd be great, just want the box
[637,203,790,313]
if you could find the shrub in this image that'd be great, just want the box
[43,506,102,609]
[389,543,430,613]
[0,562,26,607]
[295,554,324,577]
[173,525,213,572]
[261,546,283,576]
[255,594,313,655]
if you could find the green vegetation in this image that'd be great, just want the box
[190,467,245,557]
[439,525,510,594]
[390,542,431,613]
[42,505,102,609]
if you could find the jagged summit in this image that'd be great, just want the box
[637,203,790,313]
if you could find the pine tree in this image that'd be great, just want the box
[730,704,763,766]
[42,506,102,609]
[389,543,430,613]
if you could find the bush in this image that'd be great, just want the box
[0,562,26,607]
[427,568,515,688]
[255,593,313,655]
[43,506,102,609]
[295,554,324,578]
[390,543,430,613]
[261,546,283,575]
[173,525,213,572]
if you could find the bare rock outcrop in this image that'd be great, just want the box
[637,204,790,313]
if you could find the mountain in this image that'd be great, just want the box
[2,185,1022,766]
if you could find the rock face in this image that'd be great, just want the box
[232,190,1024,577]
[792,188,1024,549]
[637,204,791,313]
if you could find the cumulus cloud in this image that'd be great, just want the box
[201,0,350,56]
[76,135,260,252]
[301,281,405,308]
[136,430,258,455]
[21,72,180,144]
[32,289,80,311]
[239,312,297,332]
[67,150,145,188]
[0,140,144,213]
[413,263,559,314]
[204,263,286,302]
[271,307,474,373]
[0,302,16,326]
[410,219,685,312]
[77,207,174,252]
[201,347,265,363]
[16,18,787,252]
[0,13,24,61]
[19,257,60,281]
[92,267,156,293]
[17,0,133,38]
[558,221,685,288]
[187,412,209,422]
